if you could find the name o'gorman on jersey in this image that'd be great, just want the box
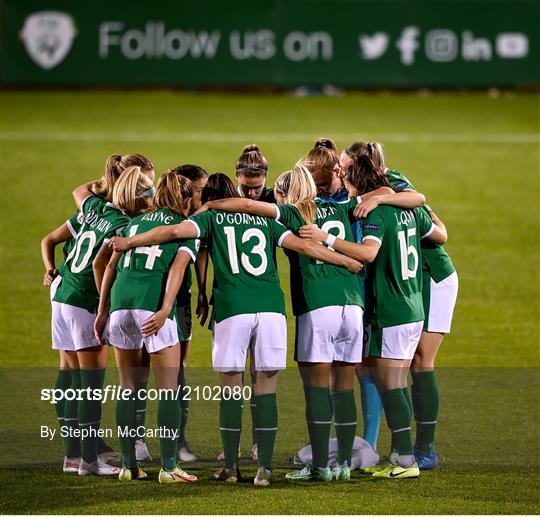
[84,209,112,234]
[215,212,269,227]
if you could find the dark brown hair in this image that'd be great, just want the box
[201,173,241,203]
[344,141,385,169]
[170,164,208,182]
[345,154,389,195]
[236,144,268,178]
[313,137,337,153]
[306,137,340,178]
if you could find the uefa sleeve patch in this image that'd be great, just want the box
[364,223,380,231]
[392,181,409,191]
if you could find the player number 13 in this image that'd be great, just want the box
[224,226,267,276]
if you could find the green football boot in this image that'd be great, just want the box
[332,461,351,481]
[285,465,333,482]
[372,461,420,479]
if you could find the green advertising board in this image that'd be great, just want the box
[2,0,538,87]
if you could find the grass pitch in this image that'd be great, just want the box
[1,90,539,514]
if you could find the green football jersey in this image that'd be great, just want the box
[53,196,130,312]
[275,199,363,316]
[111,208,199,317]
[257,186,276,203]
[385,168,416,192]
[58,211,83,277]
[362,205,435,328]
[188,210,290,323]
[385,168,456,283]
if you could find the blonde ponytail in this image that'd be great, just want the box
[92,154,122,201]
[153,172,193,215]
[286,161,317,224]
[112,166,154,216]
[93,153,154,202]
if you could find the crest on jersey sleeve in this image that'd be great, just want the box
[20,11,77,69]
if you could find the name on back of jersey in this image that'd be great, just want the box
[84,209,113,234]
[141,211,176,224]
[215,212,268,227]
[394,210,414,226]
[316,205,338,219]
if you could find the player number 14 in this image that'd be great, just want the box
[123,225,163,270]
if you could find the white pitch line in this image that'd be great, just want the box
[1,131,538,144]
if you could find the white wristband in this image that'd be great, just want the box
[325,234,337,247]
[357,195,362,204]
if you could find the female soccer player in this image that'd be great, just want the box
[42,153,156,471]
[71,153,156,464]
[341,141,458,470]
[109,173,361,487]
[300,153,448,478]
[95,171,199,484]
[233,144,276,463]
[52,165,154,476]
[307,138,348,202]
[169,164,209,462]
[236,144,275,202]
[197,164,367,482]
[298,138,425,467]
[41,212,83,472]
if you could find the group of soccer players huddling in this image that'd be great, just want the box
[41,138,458,486]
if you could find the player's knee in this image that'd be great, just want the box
[411,353,435,372]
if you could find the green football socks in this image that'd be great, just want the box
[158,396,180,470]
[411,370,439,454]
[177,370,189,443]
[219,397,243,469]
[64,368,81,459]
[79,368,106,463]
[305,386,332,469]
[403,385,413,417]
[250,392,257,446]
[332,389,357,465]
[381,388,414,456]
[54,369,71,453]
[135,379,148,432]
[116,390,137,468]
[254,393,278,469]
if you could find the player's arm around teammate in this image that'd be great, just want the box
[337,141,429,456]
[52,165,154,476]
[111,173,361,486]
[302,154,446,479]
[95,171,198,484]
[198,164,366,481]
[343,140,458,470]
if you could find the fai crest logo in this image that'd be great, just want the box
[20,11,77,69]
